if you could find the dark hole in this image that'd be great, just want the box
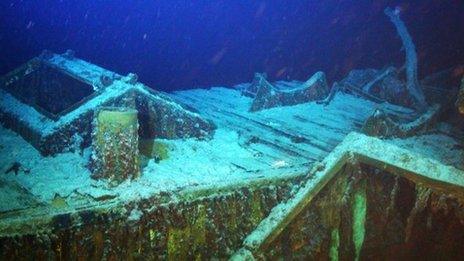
[136,97,161,140]
[2,62,95,119]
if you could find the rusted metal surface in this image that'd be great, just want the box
[362,104,441,138]
[235,132,464,259]
[0,182,297,260]
[260,163,464,260]
[91,107,140,183]
[247,72,329,112]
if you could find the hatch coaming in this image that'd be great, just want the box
[1,60,96,120]
[0,51,216,155]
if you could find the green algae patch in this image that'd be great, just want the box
[139,139,170,163]
[352,180,367,261]
[167,204,206,260]
[329,228,340,261]
[51,194,68,209]
[148,229,159,248]
[225,199,239,238]
[250,191,263,227]
[191,204,207,249]
[167,226,190,260]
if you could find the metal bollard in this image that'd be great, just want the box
[91,107,140,185]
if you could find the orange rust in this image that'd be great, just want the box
[93,230,104,259]
[452,65,464,78]
[292,239,306,252]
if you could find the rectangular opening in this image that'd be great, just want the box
[1,61,95,120]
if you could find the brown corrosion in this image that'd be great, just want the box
[457,77,464,114]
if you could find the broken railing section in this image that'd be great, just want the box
[359,70,461,138]
[362,104,440,138]
[244,6,443,115]
[244,72,329,112]
[337,67,411,106]
[241,72,269,98]
[384,7,428,111]
[232,132,464,259]
[321,7,433,111]
[318,65,453,112]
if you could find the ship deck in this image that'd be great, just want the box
[171,86,416,169]
[0,85,462,235]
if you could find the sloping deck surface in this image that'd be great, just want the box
[171,87,414,170]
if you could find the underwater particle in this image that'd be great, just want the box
[271,160,288,168]
[26,20,34,29]
[4,162,21,175]
[275,67,287,78]
[209,47,227,65]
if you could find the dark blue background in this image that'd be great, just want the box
[1,0,463,91]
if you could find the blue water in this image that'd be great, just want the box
[1,1,463,91]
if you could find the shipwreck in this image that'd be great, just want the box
[0,8,463,260]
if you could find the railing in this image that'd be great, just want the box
[232,132,464,259]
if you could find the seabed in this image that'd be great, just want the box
[0,52,463,259]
